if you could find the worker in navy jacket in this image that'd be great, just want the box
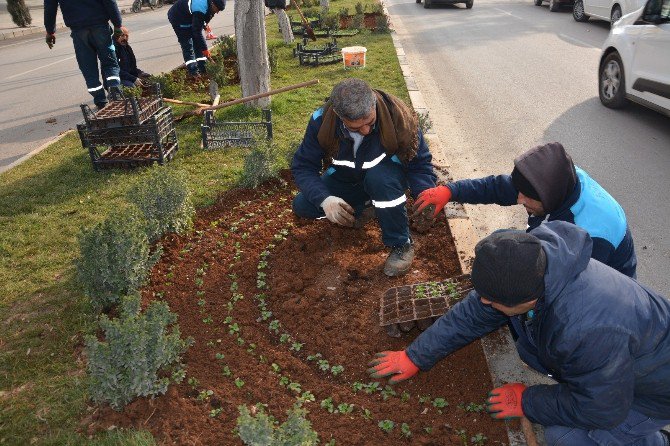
[369,221,670,446]
[44,0,125,109]
[414,142,637,278]
[113,28,151,87]
[167,0,225,76]
[291,78,436,277]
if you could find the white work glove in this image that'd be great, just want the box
[320,196,355,227]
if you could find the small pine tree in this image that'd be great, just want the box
[237,405,319,446]
[85,294,191,411]
[7,0,32,28]
[128,167,195,243]
[76,208,160,311]
[238,138,282,189]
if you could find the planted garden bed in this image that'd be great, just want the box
[85,172,508,445]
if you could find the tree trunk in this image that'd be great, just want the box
[7,0,32,27]
[234,0,271,108]
[274,8,294,44]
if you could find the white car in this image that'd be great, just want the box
[573,0,646,24]
[598,0,670,116]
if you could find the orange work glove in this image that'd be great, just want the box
[486,383,527,419]
[413,185,452,218]
[367,351,419,384]
[202,49,212,60]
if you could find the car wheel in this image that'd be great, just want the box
[549,0,560,11]
[610,5,622,24]
[465,0,473,8]
[424,0,432,9]
[534,0,543,5]
[573,0,589,21]
[599,52,627,109]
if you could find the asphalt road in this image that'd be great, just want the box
[386,0,670,293]
[0,4,235,171]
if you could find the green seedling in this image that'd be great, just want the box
[194,277,204,287]
[401,423,412,438]
[432,398,448,408]
[271,363,281,373]
[155,291,164,298]
[288,382,302,393]
[363,382,380,394]
[196,290,205,297]
[258,260,268,269]
[298,391,315,403]
[470,433,488,445]
[361,408,372,420]
[317,359,330,372]
[269,320,280,333]
[378,420,395,433]
[279,376,290,386]
[246,343,256,353]
[352,382,365,393]
[197,299,206,308]
[188,377,199,390]
[197,389,213,401]
[330,365,344,376]
[424,427,433,434]
[337,403,354,414]
[401,391,411,402]
[228,323,240,335]
[280,334,291,344]
[290,342,303,352]
[234,378,245,388]
[222,366,232,377]
[381,386,397,401]
[306,353,322,362]
[418,395,432,404]
[261,310,272,321]
[215,353,225,360]
[461,402,485,413]
[320,397,335,413]
[202,316,213,324]
[230,282,239,292]
[210,408,223,418]
[224,316,233,324]
[172,369,186,383]
[206,340,215,347]
[236,337,245,346]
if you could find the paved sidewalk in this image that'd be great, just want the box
[0,0,149,40]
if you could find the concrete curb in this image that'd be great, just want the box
[0,130,72,174]
[0,22,65,41]
[382,2,544,445]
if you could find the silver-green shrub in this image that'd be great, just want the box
[128,167,195,243]
[85,294,191,411]
[76,208,160,312]
[237,405,319,446]
[238,139,283,189]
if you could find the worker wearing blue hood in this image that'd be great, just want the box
[413,142,637,278]
[167,0,225,77]
[369,221,670,445]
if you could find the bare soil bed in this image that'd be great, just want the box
[86,172,509,445]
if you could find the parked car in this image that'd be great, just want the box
[598,0,670,116]
[534,0,574,13]
[573,0,646,24]
[417,0,473,9]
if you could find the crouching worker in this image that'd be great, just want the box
[167,0,225,77]
[413,142,637,278]
[291,78,437,277]
[368,220,670,446]
[113,28,151,87]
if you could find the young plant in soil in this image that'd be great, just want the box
[378,419,395,433]
[470,433,488,445]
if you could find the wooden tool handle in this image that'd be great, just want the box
[520,417,539,446]
[164,98,211,108]
[204,79,319,111]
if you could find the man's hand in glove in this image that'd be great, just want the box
[46,33,56,49]
[321,196,355,227]
[367,351,419,384]
[487,383,527,419]
[412,185,452,218]
[202,49,213,61]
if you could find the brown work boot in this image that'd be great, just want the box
[353,207,376,229]
[383,241,414,277]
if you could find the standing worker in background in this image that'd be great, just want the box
[369,221,670,446]
[167,0,225,78]
[44,0,126,110]
[413,142,637,278]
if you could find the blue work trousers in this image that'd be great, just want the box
[292,158,410,247]
[172,25,207,75]
[544,409,670,446]
[71,24,120,106]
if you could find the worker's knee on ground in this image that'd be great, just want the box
[292,193,323,219]
[363,162,405,198]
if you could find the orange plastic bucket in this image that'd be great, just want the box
[342,46,367,69]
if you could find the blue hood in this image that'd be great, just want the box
[530,221,592,302]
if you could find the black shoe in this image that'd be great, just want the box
[383,241,415,277]
[660,429,670,445]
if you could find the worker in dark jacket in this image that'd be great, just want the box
[414,142,637,278]
[44,0,125,109]
[369,221,670,446]
[113,28,151,87]
[167,0,225,77]
[291,78,437,277]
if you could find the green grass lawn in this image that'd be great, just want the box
[0,2,407,443]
